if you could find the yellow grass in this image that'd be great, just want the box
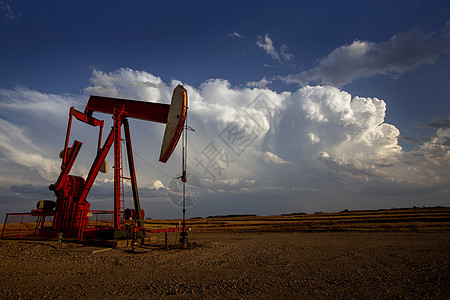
[150,207,450,232]
[2,207,449,238]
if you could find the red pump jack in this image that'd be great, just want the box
[47,85,187,241]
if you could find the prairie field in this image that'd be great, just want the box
[145,206,450,232]
[2,207,449,234]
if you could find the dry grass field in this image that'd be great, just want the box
[2,207,449,235]
[145,206,450,232]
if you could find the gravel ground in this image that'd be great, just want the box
[0,231,448,299]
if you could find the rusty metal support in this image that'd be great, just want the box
[78,127,115,203]
[113,109,122,230]
[51,140,83,193]
[62,107,74,169]
[123,118,143,228]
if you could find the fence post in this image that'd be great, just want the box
[57,233,63,249]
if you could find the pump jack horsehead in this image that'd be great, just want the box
[47,85,187,241]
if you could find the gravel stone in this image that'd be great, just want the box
[0,231,448,299]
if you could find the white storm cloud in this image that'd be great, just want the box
[0,119,60,180]
[0,68,448,217]
[84,68,172,102]
[0,86,83,182]
[272,86,402,165]
[283,27,450,87]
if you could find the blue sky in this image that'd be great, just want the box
[0,1,449,219]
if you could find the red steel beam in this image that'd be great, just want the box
[123,118,143,227]
[51,140,83,193]
[77,127,115,204]
[85,96,170,124]
[113,109,122,230]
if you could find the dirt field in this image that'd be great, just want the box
[1,231,448,299]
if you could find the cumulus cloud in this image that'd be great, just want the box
[257,34,279,60]
[273,86,402,165]
[182,78,446,197]
[283,27,450,87]
[257,34,294,63]
[0,119,60,180]
[84,68,172,102]
[280,44,294,61]
[152,179,164,189]
[255,150,291,165]
[423,118,450,129]
[0,87,83,181]
[246,77,272,88]
[400,118,450,144]
[227,32,244,39]
[1,68,448,218]
[0,1,20,21]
